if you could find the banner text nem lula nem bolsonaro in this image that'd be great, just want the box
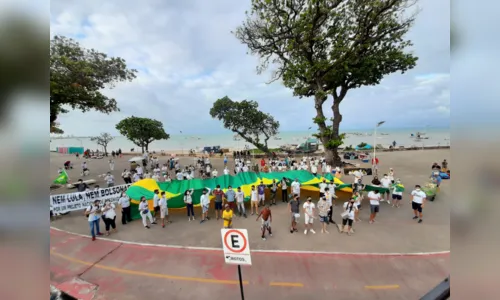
[50,184,132,213]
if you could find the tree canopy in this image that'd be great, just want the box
[90,133,114,155]
[115,116,170,153]
[210,96,279,154]
[50,36,137,133]
[234,0,418,165]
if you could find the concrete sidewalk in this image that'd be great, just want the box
[50,229,449,300]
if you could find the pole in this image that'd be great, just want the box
[237,265,245,300]
[373,126,377,173]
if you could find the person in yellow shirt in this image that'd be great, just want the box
[222,204,233,228]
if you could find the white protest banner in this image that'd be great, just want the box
[50,184,132,213]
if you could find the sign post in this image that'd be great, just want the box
[221,229,251,300]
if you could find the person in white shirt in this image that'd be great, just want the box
[136,166,143,178]
[410,185,427,223]
[388,168,395,182]
[144,171,152,179]
[235,187,247,217]
[85,200,102,240]
[109,159,115,171]
[242,165,249,172]
[353,191,363,222]
[101,200,117,235]
[152,173,160,181]
[310,164,318,176]
[380,174,392,202]
[184,189,195,221]
[118,192,131,224]
[328,180,337,206]
[132,171,140,182]
[152,190,160,222]
[139,196,155,228]
[212,169,218,178]
[291,178,301,198]
[303,197,316,234]
[368,190,381,224]
[200,187,211,223]
[104,172,115,187]
[319,179,327,198]
[280,177,288,203]
[153,166,160,176]
[176,171,184,181]
[161,164,168,176]
[250,185,259,215]
[341,198,358,235]
[81,161,89,176]
[122,169,132,184]
[223,167,230,175]
[158,191,170,227]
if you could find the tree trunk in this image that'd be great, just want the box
[145,143,149,152]
[330,100,343,167]
[141,146,144,153]
[104,146,108,156]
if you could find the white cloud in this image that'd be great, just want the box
[50,0,450,135]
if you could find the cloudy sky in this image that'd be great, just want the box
[50,0,450,136]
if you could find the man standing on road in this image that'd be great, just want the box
[257,181,266,207]
[303,197,316,234]
[368,190,381,224]
[270,179,278,205]
[200,188,211,224]
[288,195,300,233]
[328,180,337,206]
[319,179,327,198]
[280,177,288,203]
[256,204,272,240]
[235,187,247,217]
[213,185,225,220]
[225,186,236,211]
[380,174,392,203]
[152,189,160,222]
[410,185,427,223]
[158,191,170,228]
[317,196,329,234]
[118,192,132,225]
[291,178,301,199]
[250,185,259,215]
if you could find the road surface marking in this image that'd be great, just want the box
[51,251,249,285]
[365,285,400,290]
[50,227,450,256]
[269,282,304,287]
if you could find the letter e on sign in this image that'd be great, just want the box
[221,229,250,255]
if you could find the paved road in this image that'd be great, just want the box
[50,229,449,300]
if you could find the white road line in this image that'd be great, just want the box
[50,226,450,256]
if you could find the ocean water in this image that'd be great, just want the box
[49,128,450,152]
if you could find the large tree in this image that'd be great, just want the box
[234,0,418,166]
[90,132,114,155]
[50,36,137,133]
[210,96,279,154]
[115,116,170,153]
